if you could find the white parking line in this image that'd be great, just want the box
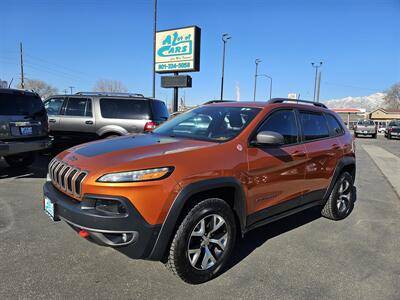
[363,145,400,198]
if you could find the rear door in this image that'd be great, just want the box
[61,97,95,136]
[44,97,65,132]
[246,109,308,222]
[299,110,341,202]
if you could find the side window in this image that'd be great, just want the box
[100,98,150,119]
[152,101,169,121]
[300,112,330,141]
[257,110,298,145]
[326,114,344,136]
[65,98,88,117]
[44,98,64,115]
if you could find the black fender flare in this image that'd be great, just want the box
[323,155,356,202]
[148,177,247,261]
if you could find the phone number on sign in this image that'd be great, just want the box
[157,62,191,70]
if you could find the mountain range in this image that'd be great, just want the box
[323,92,386,111]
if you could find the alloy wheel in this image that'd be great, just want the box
[337,179,352,214]
[187,214,229,270]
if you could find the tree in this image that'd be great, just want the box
[93,79,128,93]
[383,82,400,110]
[17,79,58,99]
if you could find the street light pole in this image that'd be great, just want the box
[311,61,323,101]
[253,59,261,101]
[152,0,158,99]
[220,33,231,100]
[257,74,273,100]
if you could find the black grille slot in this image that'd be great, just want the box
[51,161,60,181]
[55,163,64,185]
[60,166,70,189]
[67,169,77,192]
[74,172,86,196]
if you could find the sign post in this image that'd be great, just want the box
[155,26,201,112]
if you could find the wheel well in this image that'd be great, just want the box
[160,186,241,262]
[342,163,356,182]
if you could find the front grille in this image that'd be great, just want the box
[48,158,87,198]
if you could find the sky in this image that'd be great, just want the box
[0,0,399,106]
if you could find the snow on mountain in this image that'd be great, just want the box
[323,92,386,111]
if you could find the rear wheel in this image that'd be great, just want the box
[322,172,354,220]
[4,152,35,168]
[165,198,237,284]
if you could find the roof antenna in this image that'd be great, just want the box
[8,77,13,88]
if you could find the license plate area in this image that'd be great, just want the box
[44,197,56,221]
[20,126,33,135]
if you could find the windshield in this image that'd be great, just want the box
[154,106,261,142]
[0,93,45,116]
[389,120,400,126]
[357,120,374,126]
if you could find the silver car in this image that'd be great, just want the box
[0,88,52,167]
[44,92,169,146]
[354,119,377,138]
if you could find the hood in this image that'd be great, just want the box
[59,133,215,171]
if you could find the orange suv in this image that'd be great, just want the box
[43,98,356,284]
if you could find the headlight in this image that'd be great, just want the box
[97,167,173,183]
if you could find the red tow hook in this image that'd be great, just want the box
[78,229,90,239]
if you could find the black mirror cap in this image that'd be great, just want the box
[255,131,284,146]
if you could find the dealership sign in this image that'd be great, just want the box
[155,26,201,73]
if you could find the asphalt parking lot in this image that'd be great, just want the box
[0,136,399,299]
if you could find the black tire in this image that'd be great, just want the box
[321,172,354,220]
[102,133,120,139]
[165,198,237,284]
[372,133,377,139]
[4,152,35,168]
[354,133,358,138]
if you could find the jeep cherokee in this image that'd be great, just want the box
[43,98,356,284]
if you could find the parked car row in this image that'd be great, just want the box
[384,120,400,139]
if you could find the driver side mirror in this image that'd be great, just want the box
[253,131,284,146]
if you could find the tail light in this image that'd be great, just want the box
[144,121,157,132]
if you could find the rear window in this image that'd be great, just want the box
[0,92,45,116]
[152,100,169,120]
[300,111,330,141]
[100,98,150,119]
[389,120,400,126]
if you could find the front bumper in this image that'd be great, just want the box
[355,130,376,135]
[43,182,161,259]
[0,137,52,156]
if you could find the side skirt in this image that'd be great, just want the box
[245,190,326,233]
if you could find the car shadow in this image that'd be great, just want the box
[225,206,322,272]
[225,186,358,275]
[0,153,53,180]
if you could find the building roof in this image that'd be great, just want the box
[331,108,364,113]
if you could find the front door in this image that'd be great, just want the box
[44,97,66,132]
[246,109,308,225]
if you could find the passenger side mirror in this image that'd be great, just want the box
[254,131,284,146]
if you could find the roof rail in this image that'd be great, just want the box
[203,100,236,105]
[268,98,327,109]
[75,92,145,97]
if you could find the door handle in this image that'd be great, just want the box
[85,120,94,125]
[48,119,56,123]
[292,151,306,158]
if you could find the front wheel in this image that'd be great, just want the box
[4,152,35,168]
[322,172,354,220]
[165,198,237,284]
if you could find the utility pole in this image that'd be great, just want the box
[253,59,261,101]
[316,71,322,102]
[152,0,158,98]
[311,61,323,101]
[63,89,67,95]
[220,33,231,100]
[20,42,25,89]
[69,86,75,94]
